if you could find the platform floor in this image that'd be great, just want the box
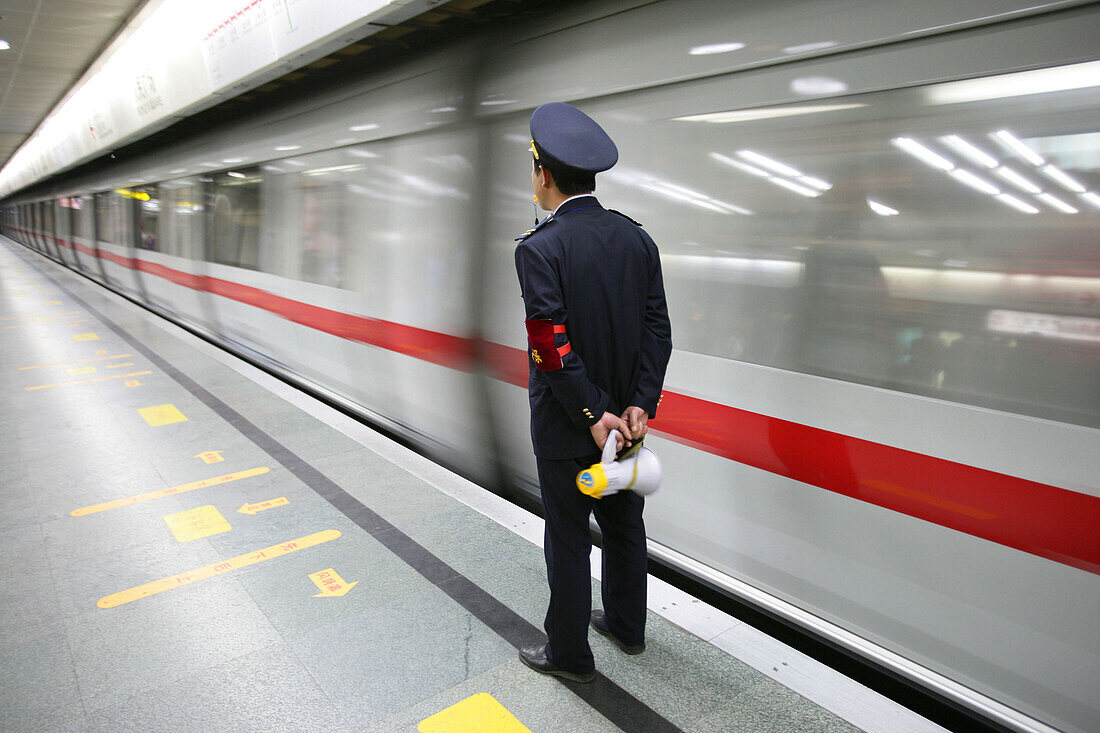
[0,238,946,733]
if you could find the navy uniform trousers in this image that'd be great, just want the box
[537,453,648,674]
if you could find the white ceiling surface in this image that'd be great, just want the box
[0,0,142,169]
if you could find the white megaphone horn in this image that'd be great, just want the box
[576,430,662,499]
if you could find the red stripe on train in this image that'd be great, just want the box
[43,240,1100,574]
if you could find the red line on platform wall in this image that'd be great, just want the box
[9,232,1100,575]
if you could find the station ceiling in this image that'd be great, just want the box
[0,0,143,169]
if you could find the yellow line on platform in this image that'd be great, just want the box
[97,529,342,608]
[25,370,152,391]
[19,353,133,370]
[71,467,270,517]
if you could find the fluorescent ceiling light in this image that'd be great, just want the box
[991,131,1044,166]
[892,137,954,171]
[783,41,837,54]
[674,103,865,124]
[1040,164,1086,193]
[790,76,847,95]
[226,171,246,179]
[994,167,1041,194]
[430,106,457,113]
[169,168,188,174]
[797,176,832,191]
[690,42,745,55]
[0,41,10,51]
[222,157,244,163]
[769,177,821,197]
[305,164,363,176]
[274,145,301,151]
[994,193,1039,213]
[867,199,899,216]
[949,169,1000,195]
[927,60,1100,104]
[480,99,517,106]
[349,124,379,132]
[1036,193,1078,213]
[347,149,379,158]
[710,153,769,177]
[1080,192,1100,209]
[737,150,802,177]
[940,135,997,168]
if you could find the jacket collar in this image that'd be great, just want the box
[552,194,600,217]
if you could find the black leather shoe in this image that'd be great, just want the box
[518,643,595,683]
[590,611,645,654]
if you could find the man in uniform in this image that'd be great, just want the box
[515,102,673,683]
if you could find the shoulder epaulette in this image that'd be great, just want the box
[607,209,643,227]
[515,215,557,242]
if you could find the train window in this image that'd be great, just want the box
[135,186,159,251]
[72,196,92,242]
[570,63,1100,426]
[209,168,261,270]
[160,179,204,260]
[95,191,131,247]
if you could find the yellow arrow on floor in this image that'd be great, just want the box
[238,497,289,515]
[309,568,358,597]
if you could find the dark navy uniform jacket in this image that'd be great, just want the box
[515,195,673,460]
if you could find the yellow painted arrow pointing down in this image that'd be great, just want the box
[238,497,289,515]
[309,568,358,597]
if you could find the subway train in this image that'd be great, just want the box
[2,1,1098,731]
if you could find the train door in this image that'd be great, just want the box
[94,190,141,295]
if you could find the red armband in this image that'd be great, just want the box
[525,319,570,371]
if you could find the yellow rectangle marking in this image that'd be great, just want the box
[418,694,532,733]
[25,370,153,391]
[309,568,358,597]
[71,467,269,517]
[45,300,61,305]
[125,380,142,387]
[106,362,134,369]
[164,505,232,542]
[96,529,342,609]
[19,353,132,370]
[67,366,97,376]
[138,404,187,426]
[73,332,99,341]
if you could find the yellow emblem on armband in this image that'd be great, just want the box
[576,464,608,498]
[531,348,542,364]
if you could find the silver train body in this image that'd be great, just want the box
[3,1,1098,730]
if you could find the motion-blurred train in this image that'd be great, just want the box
[3,1,1098,731]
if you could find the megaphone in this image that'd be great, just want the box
[576,430,662,498]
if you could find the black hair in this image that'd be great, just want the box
[534,155,595,196]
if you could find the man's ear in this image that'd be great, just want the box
[539,165,555,192]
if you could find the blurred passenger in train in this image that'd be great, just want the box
[514,103,672,683]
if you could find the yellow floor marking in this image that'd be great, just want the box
[309,568,358,597]
[125,380,142,387]
[138,404,187,426]
[19,353,133,370]
[239,496,289,515]
[44,300,60,305]
[195,450,225,464]
[96,529,342,609]
[66,366,97,376]
[70,467,269,517]
[418,694,532,733]
[73,332,99,341]
[164,505,232,542]
[25,370,153,391]
[106,362,134,369]
[94,349,107,354]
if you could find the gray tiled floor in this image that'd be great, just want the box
[0,240,863,732]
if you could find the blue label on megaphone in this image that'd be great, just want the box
[578,472,594,487]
